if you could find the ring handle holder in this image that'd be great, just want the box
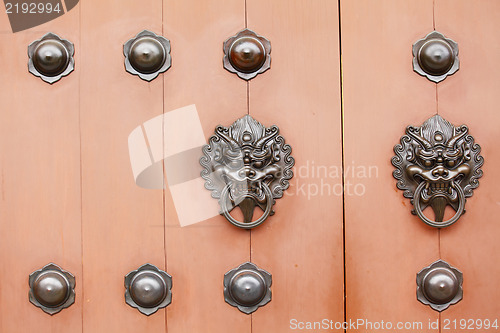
[201,115,294,229]
[392,115,483,228]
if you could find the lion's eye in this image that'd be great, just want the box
[228,159,243,168]
[423,159,433,168]
[446,159,456,168]
[253,161,264,168]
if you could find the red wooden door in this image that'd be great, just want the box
[1,1,500,332]
[343,1,500,332]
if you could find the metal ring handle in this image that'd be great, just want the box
[413,181,465,228]
[220,183,273,229]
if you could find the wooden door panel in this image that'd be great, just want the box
[162,0,251,332]
[342,1,441,331]
[248,0,344,332]
[435,0,500,328]
[80,0,166,332]
[2,1,499,332]
[0,8,10,32]
[0,9,82,333]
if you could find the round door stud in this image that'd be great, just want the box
[124,263,172,315]
[28,33,75,84]
[223,262,272,314]
[123,30,171,81]
[223,29,271,80]
[416,260,463,312]
[29,263,76,315]
[412,31,459,83]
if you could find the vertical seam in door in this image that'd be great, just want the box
[78,1,84,332]
[244,1,252,332]
[244,0,248,28]
[434,1,442,332]
[245,0,250,116]
[438,228,442,331]
[338,1,347,332]
[162,0,168,331]
[433,0,439,116]
[435,84,439,115]
[434,1,442,331]
[432,0,436,29]
[438,229,441,258]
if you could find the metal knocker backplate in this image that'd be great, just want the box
[200,115,294,229]
[392,115,483,228]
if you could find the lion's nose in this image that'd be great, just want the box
[432,166,449,177]
[238,167,256,178]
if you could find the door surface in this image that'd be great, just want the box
[0,1,499,332]
[343,1,500,332]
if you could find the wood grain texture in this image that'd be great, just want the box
[0,4,12,32]
[2,2,498,332]
[162,0,251,332]
[435,0,500,328]
[80,0,166,332]
[248,1,344,332]
[341,1,441,331]
[0,8,82,333]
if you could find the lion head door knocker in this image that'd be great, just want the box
[200,115,294,229]
[392,115,483,228]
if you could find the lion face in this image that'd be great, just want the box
[201,115,294,228]
[392,115,483,226]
